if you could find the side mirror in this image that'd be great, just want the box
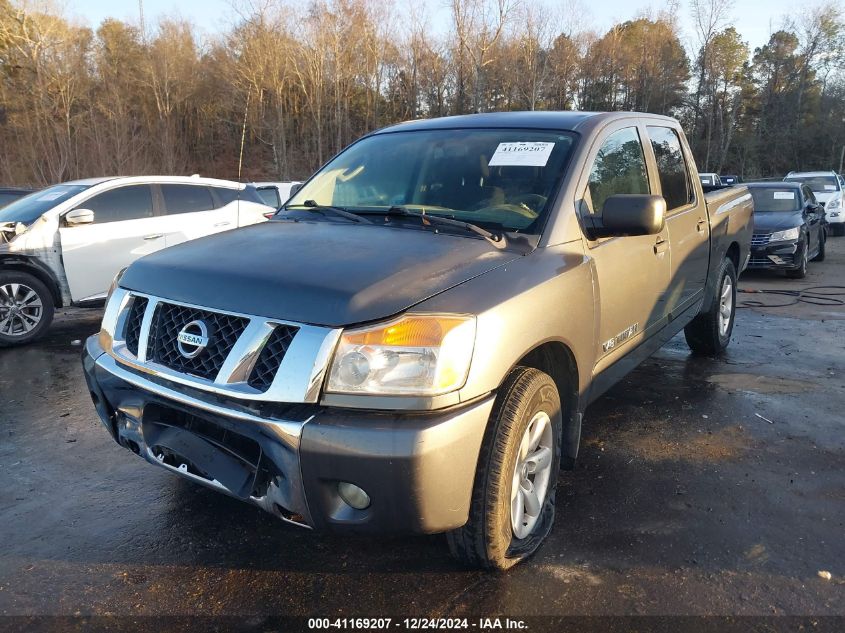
[65,208,94,226]
[588,194,666,239]
[289,183,303,197]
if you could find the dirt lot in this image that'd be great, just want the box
[1,238,843,630]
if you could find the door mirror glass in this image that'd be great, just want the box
[65,208,95,225]
[591,194,666,238]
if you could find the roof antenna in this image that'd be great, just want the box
[236,86,252,228]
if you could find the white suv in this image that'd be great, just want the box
[784,171,844,235]
[0,175,273,346]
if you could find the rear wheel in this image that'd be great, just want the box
[447,366,562,570]
[0,271,55,347]
[684,258,737,356]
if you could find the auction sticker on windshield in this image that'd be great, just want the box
[773,191,795,200]
[489,142,555,167]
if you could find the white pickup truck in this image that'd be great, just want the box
[0,175,272,345]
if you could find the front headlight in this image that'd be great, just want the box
[770,227,801,241]
[826,198,840,210]
[326,314,476,396]
[105,267,128,304]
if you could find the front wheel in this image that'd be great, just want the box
[0,271,55,347]
[684,257,737,356]
[786,241,808,279]
[447,366,562,570]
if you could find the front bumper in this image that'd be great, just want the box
[83,335,493,534]
[748,238,804,270]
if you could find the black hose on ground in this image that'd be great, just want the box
[738,285,845,308]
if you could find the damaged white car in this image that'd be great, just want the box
[0,176,272,346]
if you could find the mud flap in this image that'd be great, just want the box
[143,425,255,499]
[561,411,582,470]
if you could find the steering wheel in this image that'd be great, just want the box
[508,193,547,215]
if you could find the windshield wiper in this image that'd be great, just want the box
[375,206,507,249]
[284,200,373,224]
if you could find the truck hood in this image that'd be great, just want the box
[120,220,522,327]
[753,211,803,233]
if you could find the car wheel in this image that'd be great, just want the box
[684,257,737,356]
[447,366,562,570]
[812,233,826,262]
[786,241,808,279]
[0,271,55,347]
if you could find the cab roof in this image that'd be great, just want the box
[375,111,679,135]
[60,175,245,189]
[746,181,802,189]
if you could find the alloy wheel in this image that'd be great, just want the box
[0,283,43,336]
[718,275,733,338]
[511,410,554,540]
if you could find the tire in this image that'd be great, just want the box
[786,241,808,279]
[684,257,737,356]
[812,232,826,262]
[447,366,562,570]
[0,271,55,347]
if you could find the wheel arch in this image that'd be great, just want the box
[511,340,582,469]
[725,241,740,271]
[0,256,63,307]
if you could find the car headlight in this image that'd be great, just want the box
[826,198,840,210]
[770,227,800,241]
[326,314,476,396]
[105,267,128,304]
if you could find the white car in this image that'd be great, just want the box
[699,172,722,187]
[252,181,303,214]
[784,171,845,235]
[0,175,273,345]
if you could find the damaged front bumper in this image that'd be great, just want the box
[82,335,493,534]
[748,238,805,270]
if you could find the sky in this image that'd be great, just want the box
[64,0,802,54]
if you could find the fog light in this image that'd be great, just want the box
[337,481,371,509]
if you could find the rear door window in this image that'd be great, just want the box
[256,187,280,207]
[212,186,240,207]
[647,126,693,211]
[78,185,154,224]
[587,127,650,214]
[161,185,215,214]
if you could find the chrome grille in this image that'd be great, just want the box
[248,325,299,391]
[104,289,340,404]
[751,233,771,247]
[148,302,248,380]
[124,297,148,357]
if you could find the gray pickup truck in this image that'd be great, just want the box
[83,112,753,570]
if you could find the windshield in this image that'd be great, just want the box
[784,175,839,194]
[286,129,576,233]
[0,184,91,225]
[749,187,801,212]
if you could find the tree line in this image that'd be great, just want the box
[1,0,843,187]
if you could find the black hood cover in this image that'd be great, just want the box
[754,211,803,233]
[121,220,520,327]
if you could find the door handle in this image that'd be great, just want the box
[696,218,707,232]
[654,237,669,255]
[213,221,231,228]
[144,234,164,241]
